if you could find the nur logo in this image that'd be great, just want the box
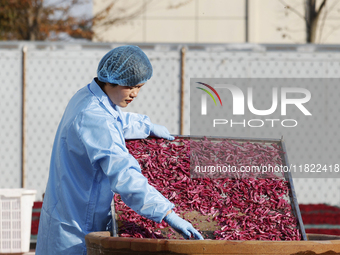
[196,82,222,115]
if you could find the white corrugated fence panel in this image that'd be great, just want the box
[0,49,22,189]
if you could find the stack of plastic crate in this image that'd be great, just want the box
[0,189,36,253]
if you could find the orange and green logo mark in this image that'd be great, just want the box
[196,82,223,106]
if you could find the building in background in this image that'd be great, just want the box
[93,0,340,44]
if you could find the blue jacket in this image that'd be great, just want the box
[36,79,174,254]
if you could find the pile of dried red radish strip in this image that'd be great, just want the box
[114,137,301,240]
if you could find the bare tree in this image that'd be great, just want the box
[278,0,339,43]
[304,0,327,42]
[0,0,93,40]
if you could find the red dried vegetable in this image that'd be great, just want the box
[114,137,301,240]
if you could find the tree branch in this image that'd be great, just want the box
[278,0,305,20]
[167,0,193,9]
[318,2,328,42]
[322,24,340,43]
[317,0,327,14]
[94,0,152,27]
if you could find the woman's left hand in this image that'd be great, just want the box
[150,124,175,140]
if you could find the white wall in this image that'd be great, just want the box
[93,0,340,44]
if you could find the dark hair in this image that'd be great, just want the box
[95,77,119,90]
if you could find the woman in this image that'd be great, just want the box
[36,45,203,255]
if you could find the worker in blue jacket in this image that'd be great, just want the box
[36,45,203,255]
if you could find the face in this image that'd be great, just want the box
[103,83,145,108]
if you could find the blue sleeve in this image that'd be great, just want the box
[118,107,153,139]
[76,110,174,223]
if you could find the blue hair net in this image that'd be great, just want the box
[97,45,153,87]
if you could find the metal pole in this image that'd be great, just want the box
[280,137,308,241]
[111,199,118,237]
[245,0,249,42]
[180,47,186,135]
[21,46,27,188]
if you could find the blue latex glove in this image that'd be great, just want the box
[150,123,175,140]
[164,211,204,240]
